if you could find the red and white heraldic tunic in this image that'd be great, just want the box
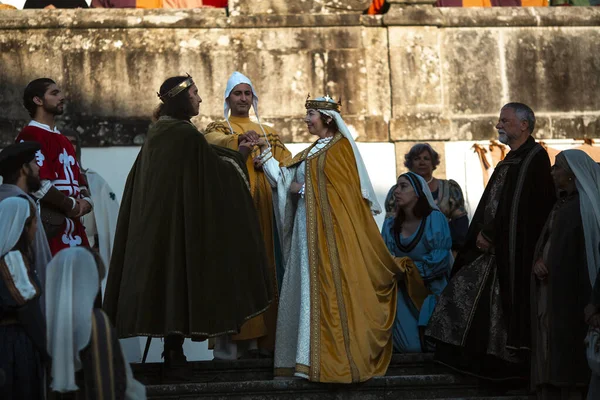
[16,121,89,255]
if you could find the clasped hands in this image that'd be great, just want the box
[238,130,302,194]
[238,130,269,166]
[67,198,92,219]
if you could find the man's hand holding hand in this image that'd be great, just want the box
[66,199,81,218]
[76,199,93,218]
[238,130,260,146]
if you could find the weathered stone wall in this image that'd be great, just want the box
[0,7,599,158]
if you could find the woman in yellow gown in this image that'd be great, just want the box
[258,96,429,383]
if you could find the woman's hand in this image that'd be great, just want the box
[253,156,264,171]
[290,182,304,194]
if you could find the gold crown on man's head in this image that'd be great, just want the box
[157,74,194,102]
[305,93,342,113]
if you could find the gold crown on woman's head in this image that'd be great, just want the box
[305,93,342,113]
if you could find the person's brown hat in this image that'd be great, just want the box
[0,141,41,178]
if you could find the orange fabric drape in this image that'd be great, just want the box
[462,0,492,6]
[472,144,493,186]
[489,140,507,166]
[521,0,548,5]
[367,0,386,14]
[573,142,600,163]
[136,0,162,7]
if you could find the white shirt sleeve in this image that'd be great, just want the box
[262,157,282,188]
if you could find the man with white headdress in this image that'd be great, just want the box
[204,71,291,360]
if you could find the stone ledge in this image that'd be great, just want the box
[0,8,599,30]
[0,9,380,29]
[145,374,481,397]
[384,6,600,27]
[131,353,438,386]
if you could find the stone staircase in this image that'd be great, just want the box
[132,354,534,400]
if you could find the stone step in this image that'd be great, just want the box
[132,353,438,385]
[144,374,533,400]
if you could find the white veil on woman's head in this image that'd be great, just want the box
[45,247,99,393]
[308,96,382,214]
[0,197,31,257]
[45,247,147,399]
[557,149,600,286]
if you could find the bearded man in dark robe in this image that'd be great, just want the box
[426,103,555,382]
[103,75,273,365]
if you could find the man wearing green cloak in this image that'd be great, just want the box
[103,75,273,365]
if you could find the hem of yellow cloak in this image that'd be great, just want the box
[395,257,431,311]
[315,149,360,383]
[305,146,322,382]
[304,133,347,383]
[273,363,310,377]
[231,313,268,341]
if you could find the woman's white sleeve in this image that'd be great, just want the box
[263,157,282,188]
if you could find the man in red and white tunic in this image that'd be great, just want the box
[16,78,92,255]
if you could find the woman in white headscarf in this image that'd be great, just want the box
[258,96,427,383]
[0,196,46,400]
[46,247,146,399]
[381,172,453,353]
[531,149,600,400]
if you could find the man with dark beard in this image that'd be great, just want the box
[0,141,52,306]
[426,103,555,384]
[15,78,92,255]
[103,75,273,366]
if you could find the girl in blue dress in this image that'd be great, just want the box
[382,172,453,353]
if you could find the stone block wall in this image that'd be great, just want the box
[0,6,598,175]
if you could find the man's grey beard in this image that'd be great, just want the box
[498,132,509,145]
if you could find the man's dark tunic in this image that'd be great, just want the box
[426,136,555,380]
[103,118,273,339]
